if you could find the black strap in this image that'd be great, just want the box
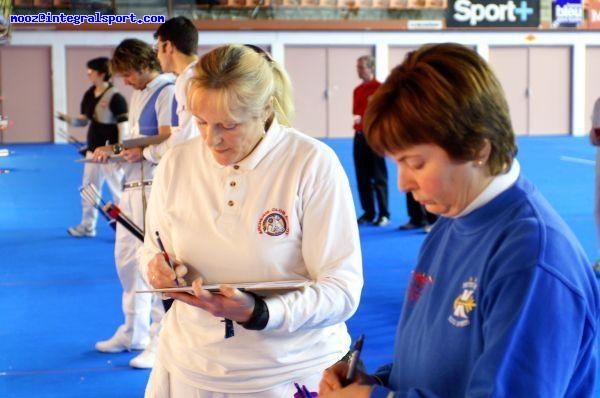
[237,291,269,331]
[222,318,235,339]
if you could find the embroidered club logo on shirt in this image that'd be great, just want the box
[407,271,434,306]
[448,277,478,327]
[257,208,289,236]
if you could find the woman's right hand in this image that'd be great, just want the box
[92,146,113,163]
[319,361,377,398]
[147,253,187,288]
[56,112,72,124]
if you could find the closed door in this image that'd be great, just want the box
[585,46,600,134]
[489,46,571,136]
[285,46,372,138]
[327,47,373,138]
[489,47,529,135]
[0,46,53,143]
[284,47,327,138]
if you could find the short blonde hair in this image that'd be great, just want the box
[188,44,294,126]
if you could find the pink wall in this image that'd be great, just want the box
[0,46,53,143]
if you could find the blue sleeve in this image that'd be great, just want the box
[371,364,442,398]
[372,363,392,385]
[466,264,596,396]
[155,84,176,128]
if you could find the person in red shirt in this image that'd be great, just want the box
[353,55,390,226]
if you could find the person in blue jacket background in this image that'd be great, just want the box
[319,42,600,398]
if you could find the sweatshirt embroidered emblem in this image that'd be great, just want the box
[407,271,434,305]
[449,277,478,327]
[257,208,289,236]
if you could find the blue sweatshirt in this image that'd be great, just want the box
[371,175,599,398]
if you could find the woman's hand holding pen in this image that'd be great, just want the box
[319,361,374,398]
[170,279,256,323]
[147,253,187,289]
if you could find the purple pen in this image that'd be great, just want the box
[302,385,313,397]
[293,383,317,397]
[293,383,306,398]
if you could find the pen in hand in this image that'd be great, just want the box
[155,231,179,286]
[344,333,365,386]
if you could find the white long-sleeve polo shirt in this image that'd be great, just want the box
[138,119,363,393]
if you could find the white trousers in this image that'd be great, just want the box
[79,151,123,230]
[145,359,322,398]
[114,185,164,347]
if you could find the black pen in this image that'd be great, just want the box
[344,334,365,386]
[155,231,179,286]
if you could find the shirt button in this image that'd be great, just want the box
[230,181,236,187]
[227,200,234,207]
[233,165,240,170]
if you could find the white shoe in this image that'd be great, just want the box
[67,224,96,237]
[129,336,158,369]
[95,326,145,353]
[129,347,156,369]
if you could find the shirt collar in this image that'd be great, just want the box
[235,118,283,170]
[455,159,521,218]
[144,73,171,92]
[182,61,197,75]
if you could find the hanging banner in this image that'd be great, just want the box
[446,0,540,27]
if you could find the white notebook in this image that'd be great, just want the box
[137,279,311,294]
[76,155,125,163]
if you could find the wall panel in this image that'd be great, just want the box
[489,47,529,136]
[328,46,372,138]
[529,47,570,135]
[0,46,52,143]
[285,46,327,138]
[585,46,600,134]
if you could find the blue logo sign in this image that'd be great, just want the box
[552,0,583,27]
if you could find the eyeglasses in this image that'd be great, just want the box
[153,40,167,53]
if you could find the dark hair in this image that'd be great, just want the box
[87,57,110,81]
[154,16,198,56]
[365,43,517,176]
[110,38,161,75]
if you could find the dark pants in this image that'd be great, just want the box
[353,131,389,218]
[406,191,438,225]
